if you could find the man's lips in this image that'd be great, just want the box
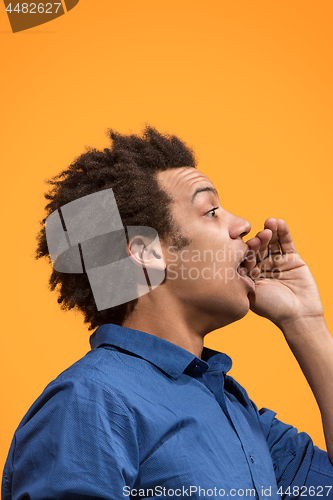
[237,266,256,291]
[236,245,250,274]
[236,247,256,292]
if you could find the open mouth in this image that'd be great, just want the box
[236,247,250,277]
[236,264,248,278]
[236,248,255,290]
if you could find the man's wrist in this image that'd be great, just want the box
[278,314,328,341]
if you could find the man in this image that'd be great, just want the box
[2,126,333,499]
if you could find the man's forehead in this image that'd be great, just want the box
[157,167,215,199]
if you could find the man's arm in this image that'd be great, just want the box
[2,376,139,499]
[281,315,333,463]
[243,218,333,463]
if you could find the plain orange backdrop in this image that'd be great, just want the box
[1,0,332,474]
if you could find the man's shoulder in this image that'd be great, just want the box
[15,346,146,433]
[55,346,125,385]
[49,345,152,395]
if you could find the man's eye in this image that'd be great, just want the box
[206,207,218,218]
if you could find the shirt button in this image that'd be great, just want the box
[249,455,254,464]
[192,364,202,377]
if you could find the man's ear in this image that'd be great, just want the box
[128,235,166,271]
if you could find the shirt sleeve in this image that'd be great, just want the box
[302,446,333,499]
[2,377,139,500]
[258,407,333,500]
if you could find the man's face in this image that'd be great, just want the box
[157,167,254,330]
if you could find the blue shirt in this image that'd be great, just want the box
[2,323,333,499]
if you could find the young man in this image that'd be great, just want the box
[2,127,333,499]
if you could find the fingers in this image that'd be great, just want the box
[263,218,297,255]
[264,218,280,256]
[276,219,297,254]
[243,229,272,272]
[242,218,297,278]
[246,229,272,260]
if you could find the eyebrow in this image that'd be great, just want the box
[190,186,219,203]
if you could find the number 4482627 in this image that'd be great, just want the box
[6,3,62,14]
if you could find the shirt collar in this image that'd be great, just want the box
[90,323,232,380]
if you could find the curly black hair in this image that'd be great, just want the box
[36,126,197,330]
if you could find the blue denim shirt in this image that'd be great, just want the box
[2,323,333,499]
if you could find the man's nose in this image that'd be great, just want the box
[229,214,251,239]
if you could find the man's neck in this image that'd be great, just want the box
[122,295,207,358]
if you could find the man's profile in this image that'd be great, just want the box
[2,126,333,499]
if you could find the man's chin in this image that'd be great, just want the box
[210,299,250,330]
[236,301,251,321]
[229,298,251,324]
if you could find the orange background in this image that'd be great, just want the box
[1,0,332,473]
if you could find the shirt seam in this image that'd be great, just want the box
[309,463,333,478]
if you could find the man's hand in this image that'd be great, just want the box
[242,219,333,463]
[242,218,324,329]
